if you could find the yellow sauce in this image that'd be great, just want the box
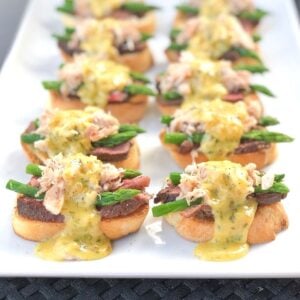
[45,107,118,156]
[78,59,132,106]
[79,19,118,59]
[188,15,242,60]
[201,0,231,17]
[187,59,227,99]
[36,154,112,261]
[89,0,123,18]
[193,161,257,261]
[181,99,249,160]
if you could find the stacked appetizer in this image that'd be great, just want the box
[156,52,273,115]
[57,0,158,34]
[152,161,289,261]
[174,0,267,34]
[42,57,155,123]
[21,107,144,169]
[54,18,153,72]
[6,153,150,260]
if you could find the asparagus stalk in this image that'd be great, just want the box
[52,27,75,43]
[96,189,141,207]
[6,180,44,200]
[167,43,188,52]
[258,116,279,127]
[57,0,74,14]
[123,169,142,179]
[21,133,45,144]
[121,3,158,14]
[234,64,269,74]
[161,115,174,126]
[250,84,275,97]
[238,8,268,22]
[170,28,181,41]
[124,84,156,96]
[252,33,262,42]
[26,164,43,177]
[118,124,145,134]
[169,172,181,186]
[163,91,182,101]
[242,130,294,143]
[141,32,153,42]
[42,81,62,91]
[130,72,151,84]
[92,131,138,148]
[233,47,262,63]
[176,4,199,15]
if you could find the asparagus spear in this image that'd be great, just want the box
[121,3,158,14]
[6,180,44,200]
[163,91,182,101]
[233,47,262,63]
[169,172,181,186]
[161,115,174,126]
[92,131,138,148]
[130,72,151,84]
[255,182,289,194]
[238,8,268,22]
[258,116,279,127]
[250,84,275,97]
[57,0,74,14]
[42,81,62,91]
[52,27,75,43]
[96,189,141,207]
[124,84,156,96]
[252,33,262,42]
[26,164,43,177]
[141,32,153,42]
[123,169,142,179]
[176,4,199,15]
[167,43,188,52]
[242,130,294,143]
[21,133,45,144]
[152,198,202,217]
[170,28,181,41]
[234,64,269,74]
[118,124,145,134]
[164,132,189,145]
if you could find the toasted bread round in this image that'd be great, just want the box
[21,138,140,170]
[61,45,153,72]
[164,202,289,244]
[157,93,261,116]
[13,203,149,242]
[100,204,149,240]
[160,130,277,170]
[48,91,148,124]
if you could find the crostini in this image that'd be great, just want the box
[42,57,155,123]
[156,53,273,115]
[152,160,289,261]
[174,0,267,35]
[166,14,268,74]
[57,0,158,34]
[6,153,151,261]
[21,107,144,169]
[53,18,153,72]
[160,99,293,169]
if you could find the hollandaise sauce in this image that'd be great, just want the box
[35,154,112,261]
[89,0,123,18]
[194,161,257,261]
[182,99,248,160]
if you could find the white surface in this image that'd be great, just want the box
[0,0,300,278]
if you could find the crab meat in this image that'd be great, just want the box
[99,163,123,191]
[176,18,199,44]
[229,0,254,15]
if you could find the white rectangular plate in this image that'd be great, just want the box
[0,0,300,278]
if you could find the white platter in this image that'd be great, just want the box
[0,0,300,278]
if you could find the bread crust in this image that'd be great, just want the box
[157,93,261,116]
[61,45,153,72]
[13,203,149,242]
[160,130,277,170]
[164,202,288,244]
[21,138,140,169]
[48,91,148,123]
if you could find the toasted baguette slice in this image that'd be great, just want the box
[22,138,140,170]
[48,91,148,124]
[13,203,149,242]
[157,93,261,116]
[165,202,288,244]
[160,131,277,170]
[61,45,153,73]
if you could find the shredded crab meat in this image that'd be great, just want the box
[59,59,84,97]
[38,154,65,215]
[113,23,141,48]
[159,63,192,95]
[261,173,275,190]
[245,98,262,120]
[229,0,254,15]
[35,110,55,136]
[176,18,200,45]
[219,61,250,93]
[245,163,261,187]
[85,110,119,142]
[99,163,123,192]
[74,0,93,17]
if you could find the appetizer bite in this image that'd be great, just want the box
[53,18,153,72]
[160,99,293,169]
[6,153,150,261]
[57,0,158,34]
[42,57,155,123]
[152,161,289,261]
[21,107,144,169]
[156,53,273,115]
[175,0,267,34]
[167,14,268,73]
